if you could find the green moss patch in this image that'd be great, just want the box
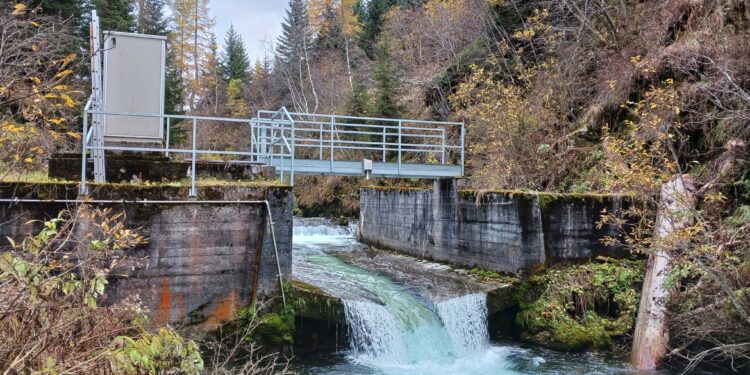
[515,258,645,352]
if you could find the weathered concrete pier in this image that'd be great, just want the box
[359,179,632,274]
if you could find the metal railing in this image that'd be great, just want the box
[80,105,464,196]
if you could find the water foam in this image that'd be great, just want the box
[437,293,491,355]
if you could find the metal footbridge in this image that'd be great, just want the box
[80,11,463,196]
[80,106,465,195]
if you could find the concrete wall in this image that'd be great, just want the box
[359,180,629,274]
[0,183,292,331]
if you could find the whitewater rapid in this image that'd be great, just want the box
[291,218,636,375]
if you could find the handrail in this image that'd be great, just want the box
[80,106,465,194]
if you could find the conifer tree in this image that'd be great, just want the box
[314,2,343,52]
[135,0,168,35]
[355,0,400,58]
[346,82,369,117]
[226,78,249,118]
[221,25,250,83]
[91,0,135,32]
[370,34,402,118]
[34,0,83,19]
[276,0,319,112]
[276,0,312,66]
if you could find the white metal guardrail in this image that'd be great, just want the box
[80,106,464,196]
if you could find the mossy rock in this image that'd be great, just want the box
[514,258,645,352]
[289,280,346,324]
[255,312,295,347]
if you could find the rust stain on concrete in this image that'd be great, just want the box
[204,291,239,330]
[156,277,172,325]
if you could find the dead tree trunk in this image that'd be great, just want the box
[631,174,696,370]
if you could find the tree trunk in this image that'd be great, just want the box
[631,174,696,370]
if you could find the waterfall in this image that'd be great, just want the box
[342,292,491,365]
[292,218,642,375]
[437,293,491,355]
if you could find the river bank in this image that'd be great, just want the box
[286,218,698,375]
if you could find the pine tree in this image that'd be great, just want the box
[34,0,83,19]
[226,78,249,118]
[355,0,400,58]
[370,34,402,118]
[221,25,250,83]
[91,0,135,32]
[346,82,369,117]
[277,0,312,66]
[135,0,168,35]
[313,1,343,52]
[164,47,188,145]
[171,0,216,110]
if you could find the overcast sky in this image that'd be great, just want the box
[210,0,288,63]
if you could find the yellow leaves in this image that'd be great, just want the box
[30,76,42,85]
[24,157,34,164]
[31,44,39,52]
[43,93,58,99]
[54,70,74,79]
[2,122,25,132]
[704,191,726,203]
[629,55,642,64]
[59,53,77,68]
[12,3,27,15]
[60,93,76,108]
[47,117,66,126]
[67,131,81,140]
[601,79,682,194]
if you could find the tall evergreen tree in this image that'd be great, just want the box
[370,34,402,118]
[314,2,343,52]
[221,25,250,83]
[91,0,135,32]
[276,0,312,66]
[34,0,83,19]
[355,0,400,58]
[135,0,168,35]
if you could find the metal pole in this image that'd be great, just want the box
[249,120,254,162]
[441,129,446,165]
[398,120,402,174]
[80,111,89,195]
[264,201,286,307]
[330,116,335,173]
[460,124,465,176]
[382,127,386,162]
[290,119,295,186]
[319,122,323,160]
[190,118,197,197]
[165,117,171,158]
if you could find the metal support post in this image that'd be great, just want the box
[190,118,197,197]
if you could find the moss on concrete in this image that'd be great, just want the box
[0,181,290,201]
[514,258,645,352]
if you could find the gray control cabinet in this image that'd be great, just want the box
[102,31,166,145]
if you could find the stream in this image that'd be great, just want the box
[289,218,656,375]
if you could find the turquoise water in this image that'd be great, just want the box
[290,220,658,375]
